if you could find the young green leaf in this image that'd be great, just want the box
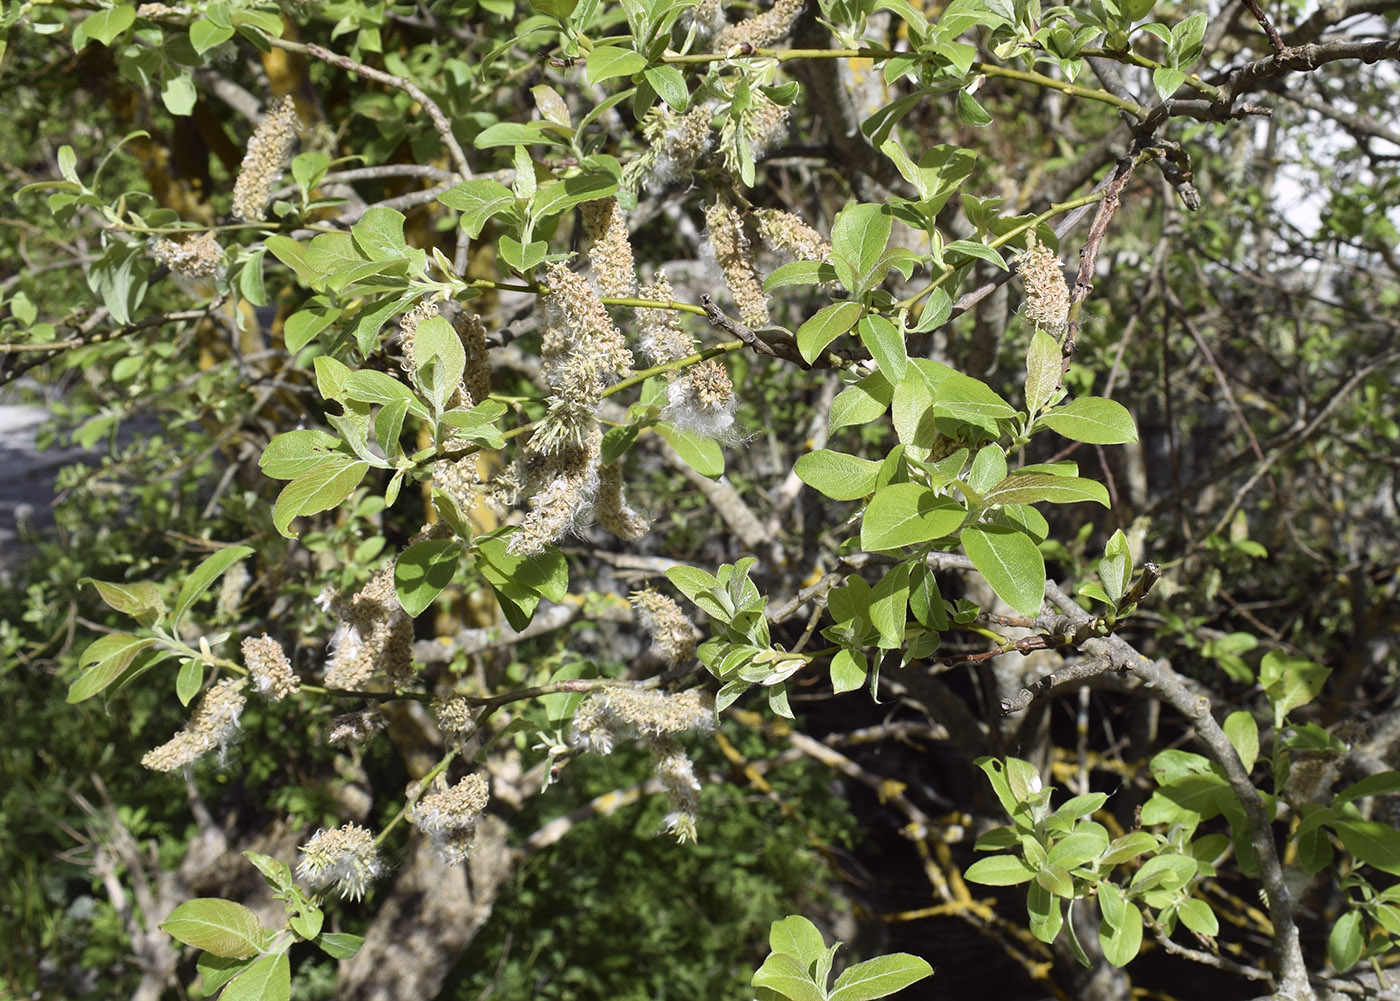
[961,524,1046,617]
[1036,397,1138,444]
[273,458,370,539]
[861,483,966,550]
[857,313,908,382]
[794,449,881,500]
[221,951,291,1001]
[161,899,269,959]
[829,953,933,1001]
[797,301,862,364]
[1223,710,1259,773]
[173,546,257,630]
[394,539,463,617]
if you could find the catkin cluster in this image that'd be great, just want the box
[241,634,300,701]
[411,773,490,865]
[1018,237,1071,331]
[705,201,769,329]
[755,209,832,263]
[568,686,714,843]
[319,565,414,689]
[581,197,638,297]
[631,590,698,667]
[152,231,223,278]
[232,96,297,222]
[511,264,640,554]
[141,678,247,772]
[715,0,805,51]
[297,823,381,900]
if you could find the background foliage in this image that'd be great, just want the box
[2,0,1400,997]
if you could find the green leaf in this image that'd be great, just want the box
[1259,650,1330,723]
[1223,711,1259,773]
[1099,897,1143,967]
[794,449,881,500]
[1027,880,1063,943]
[586,45,647,83]
[962,524,1045,617]
[394,539,463,617]
[829,954,933,1001]
[955,88,992,127]
[869,563,911,650]
[830,372,893,431]
[273,459,370,538]
[908,562,947,631]
[344,369,429,418]
[1098,529,1131,605]
[190,18,235,53]
[1329,910,1364,971]
[1024,329,1061,417]
[967,444,1007,494]
[196,954,249,995]
[1335,771,1400,809]
[68,634,157,703]
[499,235,548,274]
[476,532,569,603]
[830,648,868,694]
[413,315,466,393]
[983,473,1109,507]
[1176,898,1219,937]
[769,915,827,968]
[1333,820,1400,875]
[315,932,365,960]
[473,121,567,149]
[161,899,268,959]
[830,203,892,277]
[1130,854,1198,893]
[1048,830,1110,868]
[1036,397,1138,444]
[797,301,862,364]
[657,423,724,478]
[260,430,345,480]
[944,239,1007,270]
[80,4,136,47]
[222,951,291,1001]
[173,546,256,630]
[439,178,516,238]
[643,64,688,108]
[861,483,966,550]
[160,72,198,117]
[764,260,838,291]
[84,578,165,623]
[964,855,1036,885]
[530,170,620,220]
[176,659,203,706]
[1100,831,1160,866]
[1152,66,1186,100]
[857,313,908,381]
[753,952,824,1001]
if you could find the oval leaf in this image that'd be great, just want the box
[861,483,966,550]
[1037,397,1138,444]
[830,953,933,1001]
[962,524,1045,617]
[161,899,268,959]
[394,539,462,617]
[794,449,881,501]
